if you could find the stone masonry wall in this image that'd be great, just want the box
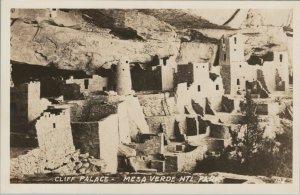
[137,93,177,116]
[178,144,207,172]
[11,81,50,125]
[98,114,119,173]
[145,114,187,140]
[117,101,131,144]
[145,115,175,137]
[71,114,119,173]
[220,65,231,94]
[125,97,150,137]
[35,106,75,170]
[28,81,50,122]
[66,75,108,93]
[165,144,207,172]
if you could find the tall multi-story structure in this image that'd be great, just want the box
[219,33,289,96]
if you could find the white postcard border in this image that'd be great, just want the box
[1,1,300,194]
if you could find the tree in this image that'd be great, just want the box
[221,92,292,177]
[227,92,264,173]
[242,92,264,167]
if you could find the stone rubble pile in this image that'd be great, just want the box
[11,150,107,178]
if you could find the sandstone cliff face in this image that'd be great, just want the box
[11,9,293,73]
[11,9,181,71]
[177,42,218,65]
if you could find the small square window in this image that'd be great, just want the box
[279,54,283,62]
[198,85,201,92]
[176,145,183,151]
[53,123,56,128]
[84,79,89,89]
[216,85,219,90]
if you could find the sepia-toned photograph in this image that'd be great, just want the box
[2,2,299,192]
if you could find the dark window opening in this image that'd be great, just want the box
[237,79,240,85]
[203,66,205,68]
[103,87,107,91]
[198,85,201,92]
[126,61,128,63]
[163,59,167,66]
[224,54,226,61]
[280,54,283,62]
[216,85,219,90]
[234,37,237,44]
[239,65,242,68]
[53,123,56,128]
[84,79,89,89]
[176,145,183,151]
[196,66,198,68]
